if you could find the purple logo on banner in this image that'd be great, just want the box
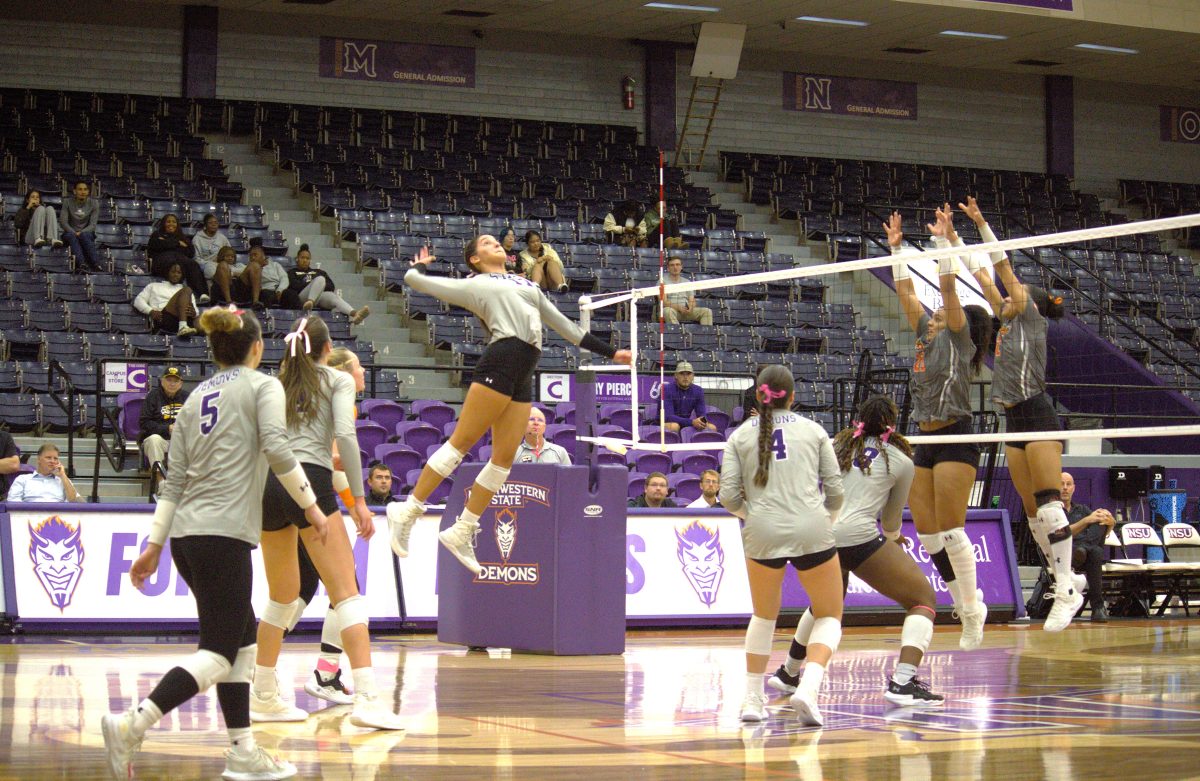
[675,521,725,606]
[783,72,917,121]
[1161,106,1200,144]
[319,37,476,88]
[978,0,1072,9]
[28,517,84,611]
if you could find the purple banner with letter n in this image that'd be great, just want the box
[1161,106,1200,145]
[978,0,1072,9]
[319,36,475,88]
[783,72,917,121]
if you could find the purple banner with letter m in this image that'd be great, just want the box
[978,0,1072,9]
[319,36,476,88]
[783,72,917,121]
[1161,106,1200,145]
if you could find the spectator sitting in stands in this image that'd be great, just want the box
[148,214,209,303]
[630,471,676,508]
[518,231,567,293]
[207,245,246,304]
[14,190,62,248]
[0,429,19,500]
[642,205,685,249]
[1063,471,1115,623]
[661,361,717,434]
[138,366,189,485]
[59,179,103,270]
[662,255,713,326]
[498,227,522,275]
[515,407,572,464]
[687,469,721,508]
[8,443,81,502]
[192,213,231,280]
[287,243,370,324]
[604,199,647,247]
[234,241,290,310]
[133,261,200,337]
[366,463,396,505]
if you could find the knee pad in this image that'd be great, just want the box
[793,609,815,646]
[917,532,945,555]
[179,649,232,692]
[808,616,842,654]
[224,644,257,685]
[333,594,369,632]
[428,442,466,478]
[744,615,776,657]
[321,607,342,650]
[940,527,971,555]
[286,598,310,634]
[262,597,305,631]
[900,613,934,655]
[1037,501,1071,542]
[475,461,511,494]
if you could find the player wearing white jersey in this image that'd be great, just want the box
[888,207,994,651]
[386,238,632,575]
[721,365,845,727]
[768,396,945,708]
[102,307,326,781]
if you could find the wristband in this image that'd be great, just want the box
[276,463,319,510]
[148,499,177,547]
[891,246,911,282]
[933,238,960,276]
[883,527,901,542]
[580,331,617,358]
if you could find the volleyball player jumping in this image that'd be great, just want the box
[386,238,631,573]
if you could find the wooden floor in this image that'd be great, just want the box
[2,620,1199,780]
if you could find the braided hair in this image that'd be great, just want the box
[753,365,795,488]
[832,395,912,475]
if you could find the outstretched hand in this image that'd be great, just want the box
[927,204,954,238]
[409,245,437,267]
[957,196,985,225]
[883,211,903,247]
[613,349,633,366]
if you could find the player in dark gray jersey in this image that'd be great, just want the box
[103,307,325,781]
[253,316,404,731]
[888,207,993,652]
[721,365,845,727]
[767,396,944,708]
[386,237,632,574]
[958,197,1082,631]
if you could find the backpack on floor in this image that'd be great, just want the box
[1025,569,1054,619]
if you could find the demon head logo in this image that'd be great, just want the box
[28,517,84,611]
[675,521,724,607]
[495,508,518,562]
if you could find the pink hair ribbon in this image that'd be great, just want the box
[758,383,787,401]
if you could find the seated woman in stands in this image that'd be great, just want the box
[286,244,370,324]
[518,231,567,292]
[148,215,208,302]
[14,190,62,248]
[498,227,522,275]
[133,260,200,337]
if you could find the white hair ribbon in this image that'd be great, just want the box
[283,317,311,357]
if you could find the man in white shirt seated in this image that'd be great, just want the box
[8,444,82,502]
[687,469,721,508]
[515,408,572,465]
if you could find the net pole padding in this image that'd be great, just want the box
[580,211,1200,305]
[658,150,667,451]
[629,282,640,445]
[574,294,598,467]
[578,423,1200,453]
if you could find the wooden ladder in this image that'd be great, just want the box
[673,77,724,171]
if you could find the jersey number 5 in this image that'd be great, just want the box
[770,429,788,460]
[199,391,220,435]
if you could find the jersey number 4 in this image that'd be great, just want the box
[199,391,220,435]
[770,429,788,460]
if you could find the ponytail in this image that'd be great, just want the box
[964,305,993,377]
[279,315,332,428]
[752,365,794,488]
[200,307,261,368]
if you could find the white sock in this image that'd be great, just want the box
[1027,515,1052,560]
[228,726,256,754]
[942,529,979,608]
[253,665,277,695]
[745,672,764,697]
[1041,504,1075,592]
[351,667,377,698]
[892,662,918,686]
[130,698,162,737]
[799,662,825,694]
[458,508,481,528]
[919,532,963,606]
[404,494,426,514]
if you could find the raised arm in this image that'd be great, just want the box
[535,292,631,363]
[886,212,924,332]
[958,196,1017,316]
[929,206,967,333]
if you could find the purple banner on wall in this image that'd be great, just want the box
[783,72,917,121]
[1160,106,1200,144]
[319,37,475,88]
[978,0,1072,9]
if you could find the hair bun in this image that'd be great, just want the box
[299,243,310,253]
[199,307,244,334]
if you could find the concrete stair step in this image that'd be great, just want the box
[401,385,465,403]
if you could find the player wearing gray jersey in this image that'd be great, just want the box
[769,396,945,708]
[252,316,405,732]
[386,237,632,575]
[721,366,845,727]
[888,206,993,652]
[103,307,324,781]
[959,196,1082,632]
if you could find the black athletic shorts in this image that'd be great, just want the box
[472,337,541,403]
[838,534,888,571]
[752,546,838,572]
[912,417,981,469]
[262,463,338,531]
[1003,392,1063,450]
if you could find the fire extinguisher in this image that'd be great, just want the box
[622,76,636,110]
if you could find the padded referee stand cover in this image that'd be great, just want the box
[437,463,627,654]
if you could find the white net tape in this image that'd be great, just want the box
[574,210,1200,455]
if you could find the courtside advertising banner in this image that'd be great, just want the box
[2,506,399,624]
